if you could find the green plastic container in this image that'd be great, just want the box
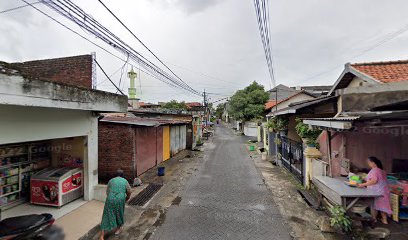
[249,145,255,151]
[350,175,362,184]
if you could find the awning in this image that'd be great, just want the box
[302,111,408,130]
[303,118,355,130]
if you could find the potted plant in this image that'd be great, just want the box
[295,118,322,147]
[266,118,277,132]
[276,117,289,136]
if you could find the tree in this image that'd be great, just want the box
[228,81,269,121]
[162,100,187,110]
[215,104,224,119]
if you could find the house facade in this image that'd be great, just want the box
[271,60,408,189]
[305,60,408,182]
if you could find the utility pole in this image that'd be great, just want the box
[203,89,208,139]
[203,89,207,123]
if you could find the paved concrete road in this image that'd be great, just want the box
[150,125,292,240]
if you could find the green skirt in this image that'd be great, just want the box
[100,194,126,231]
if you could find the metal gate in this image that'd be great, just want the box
[279,136,304,184]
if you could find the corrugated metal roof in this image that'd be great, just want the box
[301,116,360,121]
[100,119,159,126]
[99,115,190,126]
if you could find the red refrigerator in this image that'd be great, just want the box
[30,167,83,207]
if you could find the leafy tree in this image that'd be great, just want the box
[215,104,224,119]
[162,100,187,110]
[228,81,269,121]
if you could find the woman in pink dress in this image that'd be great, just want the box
[357,156,392,224]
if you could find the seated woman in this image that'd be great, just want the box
[357,156,392,224]
[100,169,131,240]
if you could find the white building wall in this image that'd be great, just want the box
[0,105,98,201]
[275,93,315,111]
[243,122,258,137]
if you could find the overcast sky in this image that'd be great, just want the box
[1,0,408,104]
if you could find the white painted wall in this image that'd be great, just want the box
[0,74,127,112]
[347,77,370,88]
[274,93,315,111]
[244,122,258,137]
[0,105,98,201]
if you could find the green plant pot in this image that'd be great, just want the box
[249,145,255,151]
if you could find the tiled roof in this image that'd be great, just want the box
[351,60,408,83]
[186,102,202,108]
[265,100,278,110]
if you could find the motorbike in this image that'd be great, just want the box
[0,213,64,240]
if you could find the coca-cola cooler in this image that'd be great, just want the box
[30,167,83,207]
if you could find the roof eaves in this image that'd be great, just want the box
[100,119,159,127]
[327,64,351,96]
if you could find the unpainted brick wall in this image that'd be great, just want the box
[11,55,93,89]
[98,123,135,183]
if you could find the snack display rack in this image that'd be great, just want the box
[0,142,51,210]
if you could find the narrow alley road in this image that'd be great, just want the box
[150,125,291,240]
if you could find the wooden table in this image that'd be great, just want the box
[313,176,382,210]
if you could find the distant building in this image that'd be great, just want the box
[291,85,332,97]
[139,102,162,109]
[267,84,299,101]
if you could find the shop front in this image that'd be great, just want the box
[1,136,86,210]
[0,56,127,219]
[0,105,102,219]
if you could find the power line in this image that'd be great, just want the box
[20,0,198,97]
[117,54,129,94]
[17,0,146,92]
[96,64,126,87]
[51,0,196,93]
[25,0,202,96]
[165,62,238,85]
[253,0,276,88]
[0,1,40,14]
[210,97,229,104]
[94,59,125,95]
[97,0,197,94]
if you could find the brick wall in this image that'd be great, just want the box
[11,55,93,89]
[98,122,134,183]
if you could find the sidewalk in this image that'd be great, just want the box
[55,200,104,240]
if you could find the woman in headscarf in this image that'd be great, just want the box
[100,169,131,240]
[357,156,392,224]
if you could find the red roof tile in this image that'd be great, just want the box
[265,100,278,110]
[351,60,408,83]
[186,102,202,108]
